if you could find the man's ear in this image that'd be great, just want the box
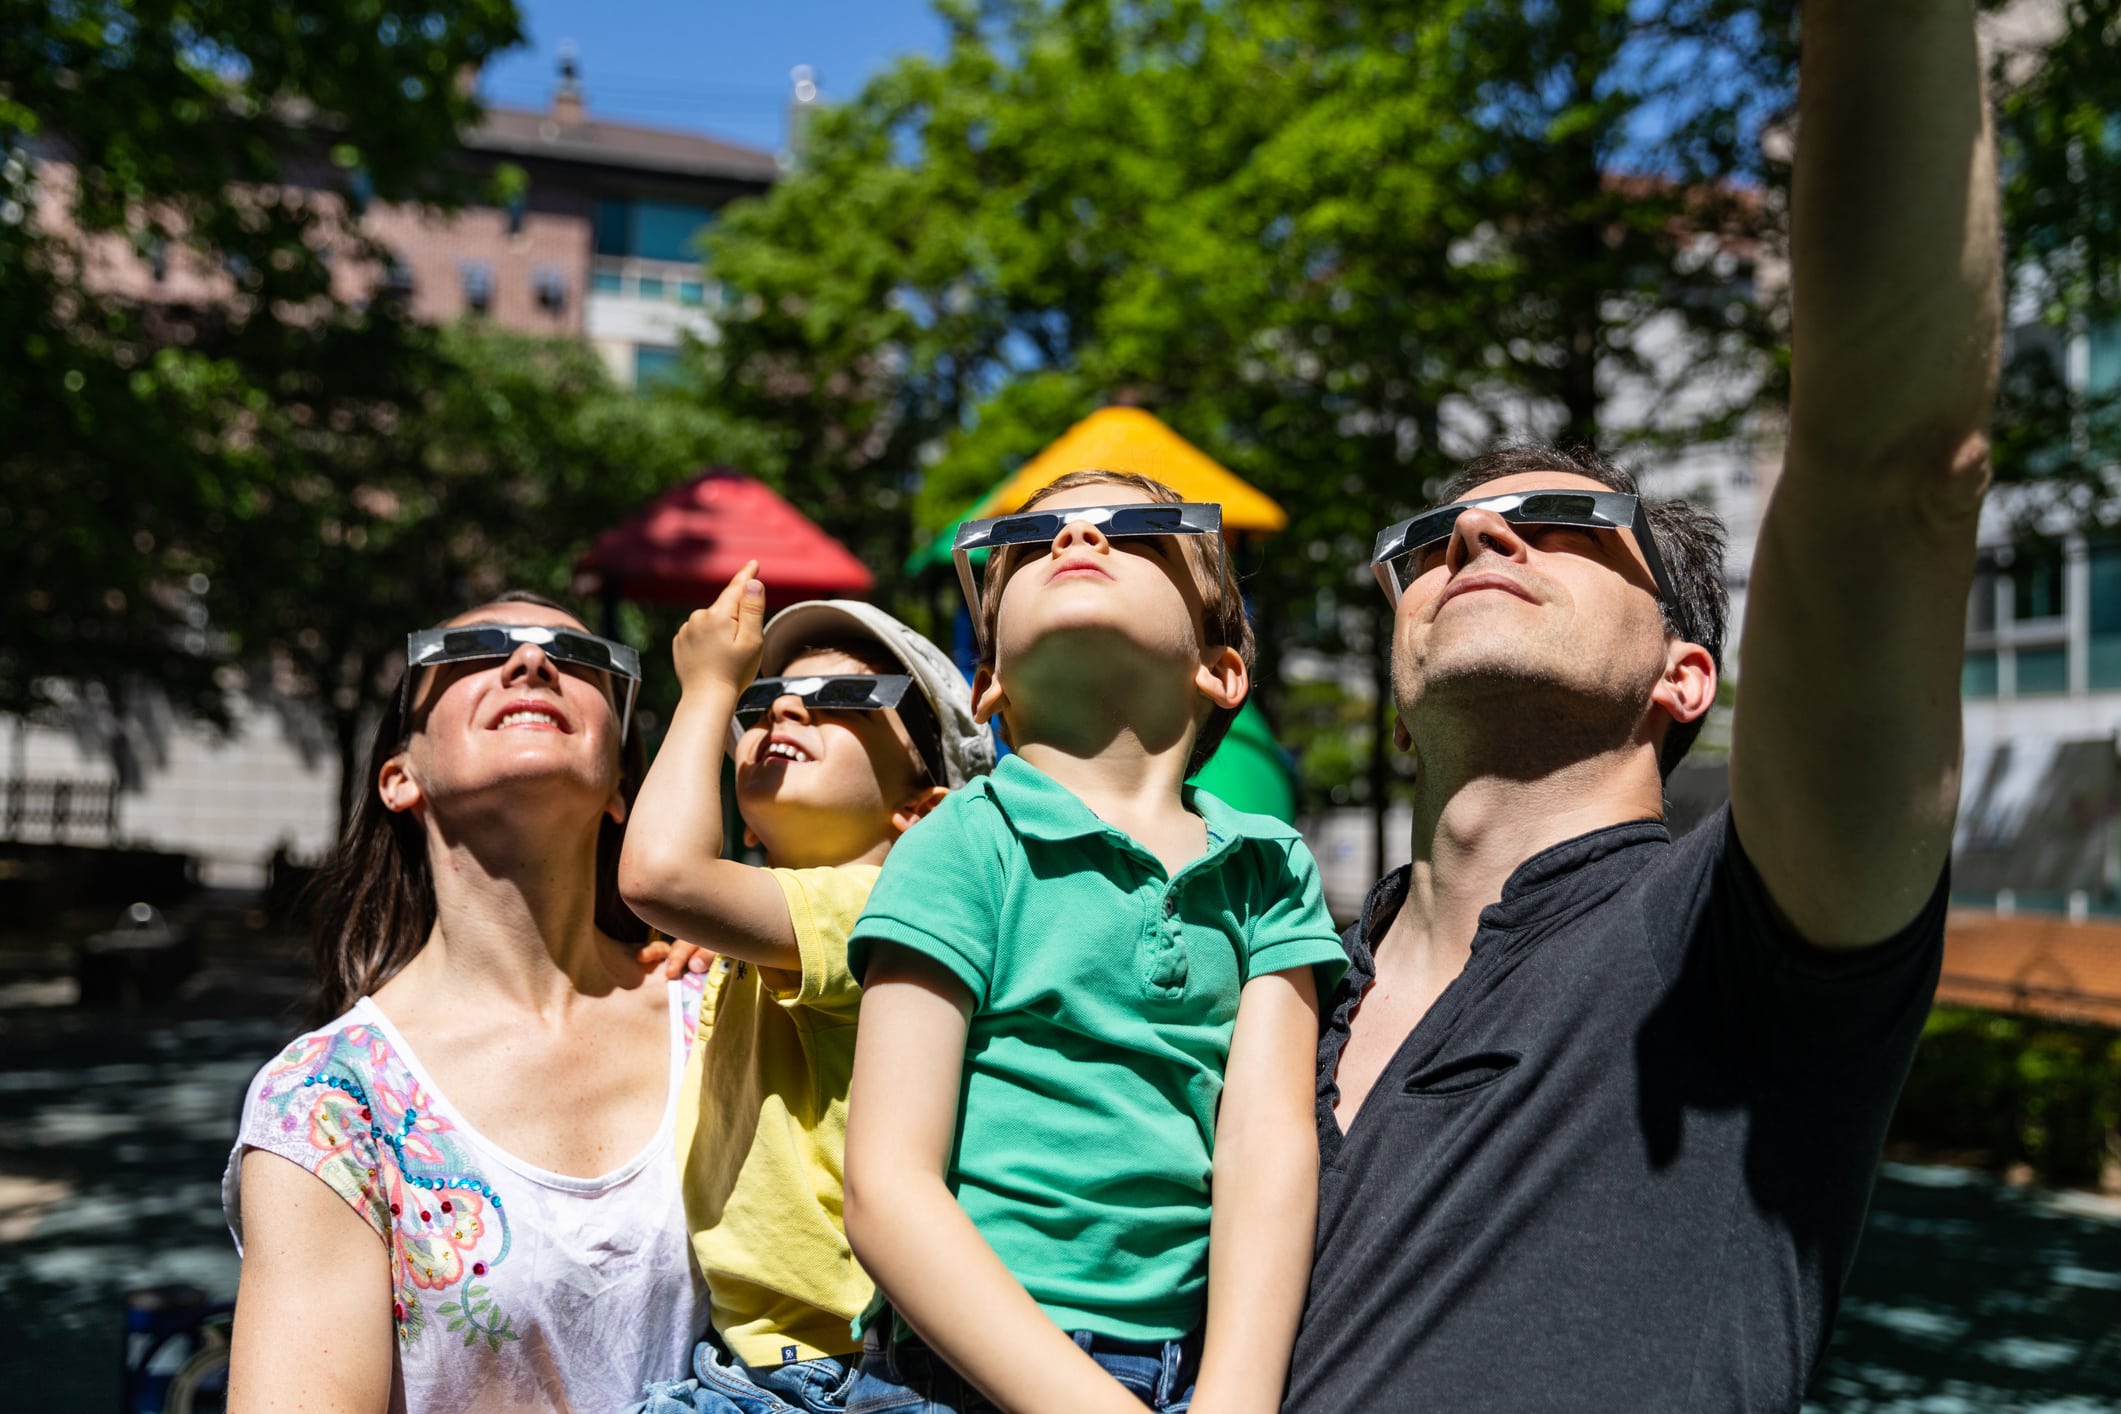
[377,753,423,817]
[1651,640,1717,728]
[971,664,1007,726]
[891,785,950,837]
[1192,645,1248,713]
[1393,713,1413,753]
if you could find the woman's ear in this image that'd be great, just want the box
[377,753,423,817]
[890,785,950,837]
[1192,645,1248,712]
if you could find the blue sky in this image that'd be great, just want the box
[480,1,948,153]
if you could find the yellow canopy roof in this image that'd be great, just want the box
[970,407,1288,534]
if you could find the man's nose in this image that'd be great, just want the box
[1446,505,1529,575]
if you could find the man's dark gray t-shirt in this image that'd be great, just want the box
[1285,808,1944,1413]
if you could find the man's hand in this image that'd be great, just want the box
[673,560,767,699]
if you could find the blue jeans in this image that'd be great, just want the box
[633,1334,862,1414]
[836,1313,1198,1413]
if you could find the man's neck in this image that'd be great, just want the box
[1381,745,1666,988]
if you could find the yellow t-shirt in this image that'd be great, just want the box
[674,864,879,1365]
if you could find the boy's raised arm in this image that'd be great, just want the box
[844,946,1146,1414]
[1730,0,2002,948]
[1193,967,1322,1414]
[618,562,802,973]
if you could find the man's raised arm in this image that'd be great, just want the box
[1730,0,2002,948]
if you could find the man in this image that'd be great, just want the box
[1284,1,1999,1409]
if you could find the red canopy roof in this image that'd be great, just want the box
[573,469,874,606]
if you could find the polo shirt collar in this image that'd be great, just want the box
[983,752,1302,849]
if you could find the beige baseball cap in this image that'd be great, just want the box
[753,600,994,789]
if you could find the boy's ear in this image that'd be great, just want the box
[970,664,1007,726]
[891,785,949,837]
[741,823,760,851]
[377,753,423,817]
[1192,645,1248,713]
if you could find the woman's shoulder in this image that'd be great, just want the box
[241,1002,413,1123]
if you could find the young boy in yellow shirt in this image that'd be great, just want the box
[621,562,990,1412]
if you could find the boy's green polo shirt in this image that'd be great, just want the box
[849,753,1347,1342]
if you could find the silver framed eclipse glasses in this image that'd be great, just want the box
[734,674,915,727]
[1370,490,1673,606]
[952,501,1223,652]
[403,625,642,739]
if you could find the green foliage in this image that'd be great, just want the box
[697,0,1792,797]
[1894,1007,2121,1189]
[1986,0,2121,516]
[219,322,769,820]
[2,0,521,722]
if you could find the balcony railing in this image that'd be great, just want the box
[588,257,716,308]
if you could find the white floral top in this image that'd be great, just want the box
[224,975,708,1413]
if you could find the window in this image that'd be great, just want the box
[2010,544,2065,622]
[2017,646,2069,695]
[1962,650,1998,699]
[593,198,714,262]
[591,268,624,295]
[637,275,665,300]
[634,345,683,389]
[1965,538,2075,699]
[2090,541,2121,689]
[533,266,568,312]
[459,260,494,314]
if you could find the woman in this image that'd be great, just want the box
[224,592,708,1412]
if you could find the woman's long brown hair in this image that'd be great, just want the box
[305,590,648,1024]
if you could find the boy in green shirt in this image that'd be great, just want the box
[844,472,1347,1414]
[621,562,990,1413]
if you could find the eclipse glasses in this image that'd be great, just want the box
[734,674,915,726]
[952,501,1223,652]
[1370,490,1673,605]
[734,674,945,784]
[403,624,642,739]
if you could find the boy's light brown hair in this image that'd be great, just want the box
[978,469,1255,776]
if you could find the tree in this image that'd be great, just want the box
[697,0,1794,865]
[1987,0,2121,517]
[219,323,775,823]
[1,0,521,726]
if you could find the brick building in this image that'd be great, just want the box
[366,60,780,385]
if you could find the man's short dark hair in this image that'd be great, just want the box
[1436,445,1728,777]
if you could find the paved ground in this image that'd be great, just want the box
[2,903,2117,1409]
